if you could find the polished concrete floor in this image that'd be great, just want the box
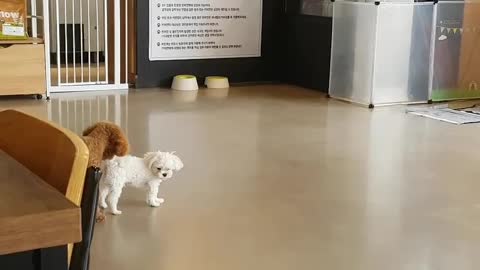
[1,85,480,270]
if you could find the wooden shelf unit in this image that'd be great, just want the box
[0,39,46,97]
[0,38,44,45]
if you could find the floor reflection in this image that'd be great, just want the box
[205,88,229,99]
[1,85,480,270]
[171,90,198,103]
[47,91,129,135]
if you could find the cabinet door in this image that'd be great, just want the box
[0,44,45,95]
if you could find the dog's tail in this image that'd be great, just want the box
[82,122,130,159]
[82,121,114,136]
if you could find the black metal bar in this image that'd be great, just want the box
[70,167,102,270]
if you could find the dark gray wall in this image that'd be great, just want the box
[285,0,332,92]
[135,1,285,88]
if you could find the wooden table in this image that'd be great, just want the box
[0,150,82,270]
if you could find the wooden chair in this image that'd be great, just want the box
[0,110,89,264]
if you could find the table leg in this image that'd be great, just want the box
[34,246,68,270]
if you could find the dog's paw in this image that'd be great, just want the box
[100,201,108,209]
[96,213,106,223]
[111,209,123,215]
[148,199,160,207]
[147,198,165,207]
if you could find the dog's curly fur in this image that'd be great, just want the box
[82,122,129,167]
[99,151,184,215]
[82,122,129,222]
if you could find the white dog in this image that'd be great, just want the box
[99,151,184,215]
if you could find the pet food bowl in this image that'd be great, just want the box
[205,76,230,89]
[171,75,199,91]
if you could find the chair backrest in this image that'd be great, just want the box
[0,110,89,206]
[0,110,90,264]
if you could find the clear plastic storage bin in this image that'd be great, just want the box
[329,0,434,107]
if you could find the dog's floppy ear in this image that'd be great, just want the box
[171,153,184,171]
[144,152,159,169]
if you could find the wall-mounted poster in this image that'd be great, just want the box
[149,0,263,61]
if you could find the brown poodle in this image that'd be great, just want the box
[82,122,129,222]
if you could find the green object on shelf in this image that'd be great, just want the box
[0,0,29,40]
[432,89,480,101]
[0,23,28,40]
[176,75,196,79]
[0,33,27,40]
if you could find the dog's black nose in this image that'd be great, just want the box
[162,173,168,177]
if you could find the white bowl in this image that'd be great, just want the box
[205,76,230,89]
[171,75,199,91]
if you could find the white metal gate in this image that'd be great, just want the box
[42,0,128,95]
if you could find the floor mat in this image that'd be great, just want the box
[407,107,480,124]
